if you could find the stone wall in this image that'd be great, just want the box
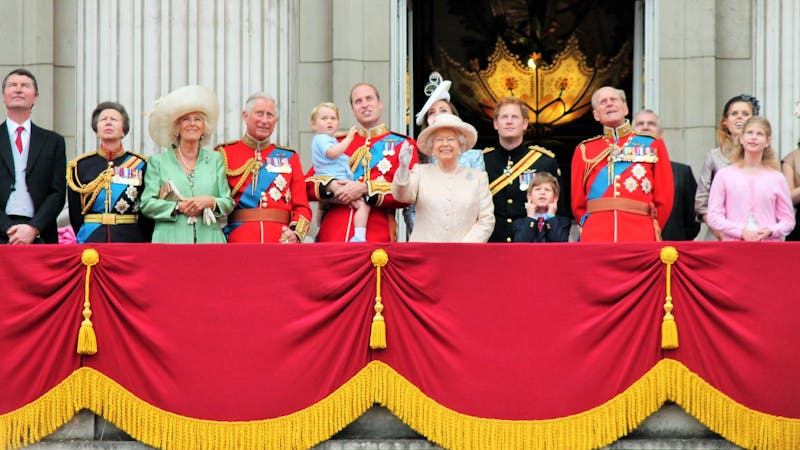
[27,404,741,449]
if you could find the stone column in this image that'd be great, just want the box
[0,0,76,156]
[74,0,293,157]
[658,0,719,170]
[753,0,800,156]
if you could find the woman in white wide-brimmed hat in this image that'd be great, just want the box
[392,113,494,242]
[140,85,234,243]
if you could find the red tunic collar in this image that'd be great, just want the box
[241,134,271,150]
[97,145,125,160]
[602,121,633,140]
[356,124,389,139]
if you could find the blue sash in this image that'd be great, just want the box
[351,133,404,180]
[225,147,293,235]
[581,134,656,226]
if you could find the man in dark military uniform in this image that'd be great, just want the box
[483,96,561,242]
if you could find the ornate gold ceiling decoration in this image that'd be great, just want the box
[436,35,631,135]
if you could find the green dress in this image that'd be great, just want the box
[140,148,234,243]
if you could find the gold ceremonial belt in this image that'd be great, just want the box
[84,214,139,225]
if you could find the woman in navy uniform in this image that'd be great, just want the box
[67,102,153,242]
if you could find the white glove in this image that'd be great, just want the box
[186,207,217,225]
[398,143,413,168]
[395,143,413,183]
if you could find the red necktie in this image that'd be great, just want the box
[537,216,545,232]
[15,126,24,154]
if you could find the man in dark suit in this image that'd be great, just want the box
[0,68,66,244]
[633,109,700,241]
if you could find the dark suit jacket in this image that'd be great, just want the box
[661,161,700,241]
[0,121,67,243]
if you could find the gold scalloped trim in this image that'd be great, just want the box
[3,360,799,450]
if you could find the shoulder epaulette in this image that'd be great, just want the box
[482,147,496,155]
[386,131,414,141]
[69,152,97,166]
[274,145,296,153]
[578,134,604,146]
[528,145,555,158]
[126,151,149,162]
[634,131,660,140]
[214,140,239,151]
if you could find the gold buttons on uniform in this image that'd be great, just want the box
[506,237,512,242]
[507,199,513,204]
[506,218,512,223]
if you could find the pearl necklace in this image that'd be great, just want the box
[176,148,197,174]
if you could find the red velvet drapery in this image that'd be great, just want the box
[2,242,799,449]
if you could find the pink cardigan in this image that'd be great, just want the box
[706,164,795,240]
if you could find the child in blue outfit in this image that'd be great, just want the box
[310,102,370,242]
[512,172,571,242]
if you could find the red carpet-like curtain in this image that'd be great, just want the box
[1,242,799,450]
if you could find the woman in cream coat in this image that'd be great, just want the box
[393,113,494,242]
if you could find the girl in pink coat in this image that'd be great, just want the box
[707,116,795,241]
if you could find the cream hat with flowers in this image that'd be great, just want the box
[416,113,478,156]
[148,85,219,148]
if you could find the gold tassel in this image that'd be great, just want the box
[77,248,100,355]
[660,246,679,350]
[370,249,389,350]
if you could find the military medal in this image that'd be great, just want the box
[377,158,392,174]
[383,138,398,156]
[518,170,535,191]
[503,158,513,177]
[274,174,287,190]
[279,157,292,173]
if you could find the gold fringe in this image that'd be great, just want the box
[77,249,100,355]
[2,366,374,450]
[2,360,799,450]
[370,249,389,350]
[0,369,84,449]
[372,359,800,450]
[660,246,679,349]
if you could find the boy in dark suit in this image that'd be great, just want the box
[512,172,571,242]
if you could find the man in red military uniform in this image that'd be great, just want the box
[306,83,418,242]
[571,86,673,242]
[217,93,311,243]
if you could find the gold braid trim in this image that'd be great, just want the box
[349,145,370,175]
[2,360,799,449]
[219,148,259,197]
[580,142,614,187]
[66,159,114,214]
